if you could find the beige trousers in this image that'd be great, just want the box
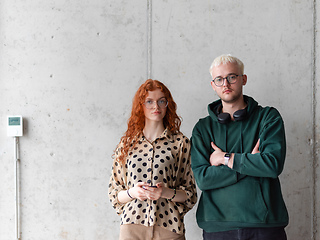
[119,224,185,240]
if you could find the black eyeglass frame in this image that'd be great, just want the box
[212,74,243,87]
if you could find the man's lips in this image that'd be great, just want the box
[223,89,232,94]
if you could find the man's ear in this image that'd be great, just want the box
[210,81,216,92]
[242,75,248,86]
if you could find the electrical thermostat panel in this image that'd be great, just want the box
[7,116,23,137]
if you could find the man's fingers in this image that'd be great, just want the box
[211,142,221,152]
[252,139,260,154]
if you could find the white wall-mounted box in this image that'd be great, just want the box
[7,116,23,137]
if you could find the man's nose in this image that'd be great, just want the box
[223,78,231,86]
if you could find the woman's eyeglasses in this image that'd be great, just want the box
[143,99,168,109]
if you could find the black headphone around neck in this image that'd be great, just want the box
[217,105,248,124]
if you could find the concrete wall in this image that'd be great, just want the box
[0,0,319,239]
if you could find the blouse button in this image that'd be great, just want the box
[148,157,152,161]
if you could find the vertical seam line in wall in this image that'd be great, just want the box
[311,1,317,239]
[147,0,152,79]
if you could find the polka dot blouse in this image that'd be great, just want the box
[108,128,197,235]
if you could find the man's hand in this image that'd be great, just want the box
[209,142,225,166]
[209,139,260,168]
[252,139,260,154]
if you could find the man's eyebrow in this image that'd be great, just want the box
[215,73,238,78]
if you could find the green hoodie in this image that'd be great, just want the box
[191,96,289,233]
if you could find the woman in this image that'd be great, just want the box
[108,79,197,240]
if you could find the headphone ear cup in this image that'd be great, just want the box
[218,112,231,124]
[233,108,247,121]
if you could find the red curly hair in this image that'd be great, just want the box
[116,79,181,164]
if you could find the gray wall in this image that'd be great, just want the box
[0,1,319,239]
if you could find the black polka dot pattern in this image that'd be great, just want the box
[108,129,197,235]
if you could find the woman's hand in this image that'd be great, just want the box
[143,183,163,200]
[128,182,149,201]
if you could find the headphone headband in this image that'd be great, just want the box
[217,106,247,124]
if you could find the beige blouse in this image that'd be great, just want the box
[108,129,197,235]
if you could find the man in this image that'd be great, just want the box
[191,54,289,240]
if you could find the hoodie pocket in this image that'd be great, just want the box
[201,177,268,223]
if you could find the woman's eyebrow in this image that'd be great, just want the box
[145,96,166,100]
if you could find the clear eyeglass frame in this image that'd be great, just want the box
[143,99,168,109]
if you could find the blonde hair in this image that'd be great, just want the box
[209,54,244,77]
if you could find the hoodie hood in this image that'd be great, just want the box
[208,95,259,122]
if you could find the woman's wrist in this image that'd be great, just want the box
[127,189,134,199]
[161,187,175,200]
[118,189,134,204]
[168,188,176,201]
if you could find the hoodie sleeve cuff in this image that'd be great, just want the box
[232,153,243,172]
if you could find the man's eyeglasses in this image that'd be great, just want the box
[212,74,243,87]
[143,98,168,109]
